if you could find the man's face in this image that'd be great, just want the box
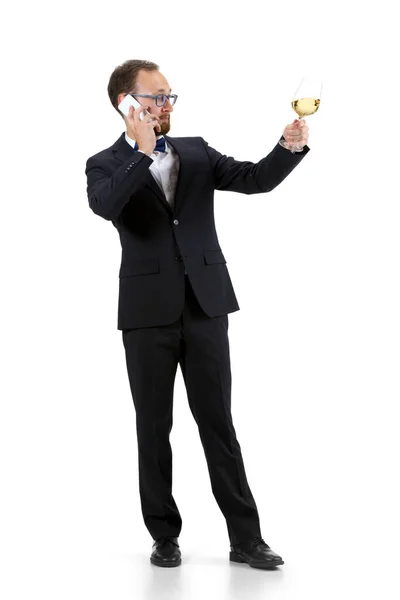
[118,69,174,136]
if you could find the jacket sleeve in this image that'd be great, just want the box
[201,136,310,194]
[85,152,153,221]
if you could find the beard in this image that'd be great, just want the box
[158,116,171,136]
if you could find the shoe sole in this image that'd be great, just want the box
[150,556,182,567]
[229,551,284,569]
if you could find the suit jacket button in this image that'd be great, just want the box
[173,219,179,225]
[175,255,183,261]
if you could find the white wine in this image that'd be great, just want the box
[292,97,320,117]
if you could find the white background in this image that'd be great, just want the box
[1,0,399,598]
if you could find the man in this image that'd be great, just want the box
[85,59,310,570]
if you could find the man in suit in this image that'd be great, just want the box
[85,59,310,569]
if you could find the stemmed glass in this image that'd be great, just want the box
[279,77,322,153]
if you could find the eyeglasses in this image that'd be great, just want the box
[128,93,178,107]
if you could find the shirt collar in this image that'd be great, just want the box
[125,132,168,154]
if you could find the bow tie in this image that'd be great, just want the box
[134,137,166,154]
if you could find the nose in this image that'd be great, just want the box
[162,97,173,112]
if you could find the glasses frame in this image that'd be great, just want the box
[127,92,178,107]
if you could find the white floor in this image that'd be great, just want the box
[2,527,399,600]
[2,371,400,600]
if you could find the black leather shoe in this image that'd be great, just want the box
[230,536,284,569]
[150,536,181,567]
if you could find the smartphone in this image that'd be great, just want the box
[118,94,152,120]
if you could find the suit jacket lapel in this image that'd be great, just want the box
[111,133,173,214]
[112,133,195,215]
[146,172,171,211]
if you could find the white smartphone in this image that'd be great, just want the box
[118,94,152,120]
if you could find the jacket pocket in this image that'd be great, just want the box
[203,250,227,265]
[119,258,159,277]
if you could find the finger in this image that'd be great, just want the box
[295,124,308,134]
[294,129,309,138]
[133,105,151,120]
[148,119,161,131]
[143,112,160,124]
[286,135,306,144]
[131,105,142,121]
[128,105,137,119]
[288,131,303,140]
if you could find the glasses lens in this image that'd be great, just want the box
[156,95,177,106]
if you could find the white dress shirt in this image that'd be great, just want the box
[125,133,180,210]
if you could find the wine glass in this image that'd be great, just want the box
[279,77,322,153]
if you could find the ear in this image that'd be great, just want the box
[117,92,127,106]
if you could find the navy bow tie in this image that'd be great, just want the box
[134,137,166,154]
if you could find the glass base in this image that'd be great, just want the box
[279,140,304,153]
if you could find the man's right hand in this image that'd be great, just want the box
[126,105,161,156]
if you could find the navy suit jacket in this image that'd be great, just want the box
[85,133,310,330]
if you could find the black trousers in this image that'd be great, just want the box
[122,275,262,546]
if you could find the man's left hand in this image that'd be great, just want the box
[283,119,309,149]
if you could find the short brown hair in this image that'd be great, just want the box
[107,59,159,119]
